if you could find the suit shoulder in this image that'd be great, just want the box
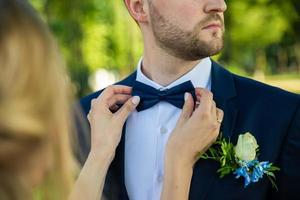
[233,74,300,103]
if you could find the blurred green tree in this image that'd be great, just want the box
[221,0,298,76]
[30,0,143,97]
[82,1,143,76]
[30,0,96,97]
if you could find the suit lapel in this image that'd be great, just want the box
[210,60,238,139]
[189,61,238,200]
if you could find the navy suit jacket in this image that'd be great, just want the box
[79,61,300,200]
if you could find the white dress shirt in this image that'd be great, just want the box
[125,57,212,200]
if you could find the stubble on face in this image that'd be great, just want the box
[148,1,225,61]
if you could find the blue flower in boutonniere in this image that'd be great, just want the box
[198,132,280,189]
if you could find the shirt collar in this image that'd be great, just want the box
[136,57,212,90]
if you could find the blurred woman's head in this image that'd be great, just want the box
[0,0,75,199]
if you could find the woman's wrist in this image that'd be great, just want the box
[164,151,194,176]
[166,140,195,168]
[162,146,194,200]
[88,147,116,165]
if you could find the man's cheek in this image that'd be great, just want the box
[175,4,204,30]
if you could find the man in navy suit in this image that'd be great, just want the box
[79,0,300,199]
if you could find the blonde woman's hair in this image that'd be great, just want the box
[0,0,76,199]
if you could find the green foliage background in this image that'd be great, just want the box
[29,0,300,96]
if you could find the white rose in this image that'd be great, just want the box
[234,132,259,162]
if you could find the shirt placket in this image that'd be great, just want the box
[151,101,170,200]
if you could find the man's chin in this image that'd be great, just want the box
[199,39,224,56]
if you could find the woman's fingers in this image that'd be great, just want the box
[107,94,132,108]
[211,100,217,120]
[194,88,222,127]
[194,89,213,116]
[177,93,194,125]
[89,85,133,112]
[99,85,132,103]
[115,96,140,124]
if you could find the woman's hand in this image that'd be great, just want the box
[161,88,223,200]
[70,85,140,200]
[166,88,224,166]
[87,85,140,156]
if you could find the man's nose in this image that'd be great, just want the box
[204,0,227,13]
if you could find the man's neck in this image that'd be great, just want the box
[142,43,201,87]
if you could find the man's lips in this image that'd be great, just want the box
[202,23,222,30]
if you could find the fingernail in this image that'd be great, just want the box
[131,96,140,105]
[184,92,189,101]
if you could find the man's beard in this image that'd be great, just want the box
[149,2,225,61]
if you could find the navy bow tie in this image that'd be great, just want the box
[132,80,196,112]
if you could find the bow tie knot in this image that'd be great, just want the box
[132,80,196,112]
[158,90,169,99]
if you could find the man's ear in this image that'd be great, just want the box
[124,0,148,23]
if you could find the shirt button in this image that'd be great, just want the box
[160,127,168,134]
[157,174,164,183]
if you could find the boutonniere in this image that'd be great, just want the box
[198,132,280,189]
